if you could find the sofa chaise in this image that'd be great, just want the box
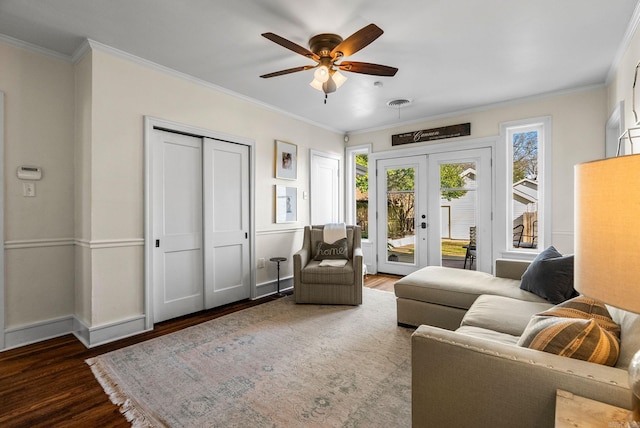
[395,258,640,428]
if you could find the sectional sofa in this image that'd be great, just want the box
[394,259,640,428]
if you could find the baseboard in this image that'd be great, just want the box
[2,314,149,352]
[73,315,149,348]
[255,276,293,298]
[3,316,76,351]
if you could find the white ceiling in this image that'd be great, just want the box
[1,0,638,134]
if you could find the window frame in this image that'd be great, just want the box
[498,117,551,259]
[345,144,371,239]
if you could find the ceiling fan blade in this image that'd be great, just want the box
[338,61,398,76]
[260,65,316,78]
[331,24,384,58]
[262,33,320,61]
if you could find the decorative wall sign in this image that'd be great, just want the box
[391,123,471,146]
[275,185,297,223]
[275,140,297,180]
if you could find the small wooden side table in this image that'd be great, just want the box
[555,389,629,427]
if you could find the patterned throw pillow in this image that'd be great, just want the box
[314,238,349,260]
[517,316,620,366]
[538,296,621,336]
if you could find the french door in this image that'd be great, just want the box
[376,156,428,275]
[376,148,492,275]
[428,149,492,273]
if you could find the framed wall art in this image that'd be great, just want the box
[275,140,297,180]
[275,185,297,223]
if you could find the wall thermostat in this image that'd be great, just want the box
[17,166,42,180]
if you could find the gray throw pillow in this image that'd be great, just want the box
[314,238,349,260]
[519,246,578,304]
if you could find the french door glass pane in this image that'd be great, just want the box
[439,161,477,270]
[386,167,415,264]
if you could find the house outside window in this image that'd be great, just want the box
[503,118,550,253]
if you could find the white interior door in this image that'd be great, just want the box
[203,138,251,308]
[310,151,341,224]
[376,156,428,275]
[152,131,204,322]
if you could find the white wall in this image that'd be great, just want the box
[347,87,608,255]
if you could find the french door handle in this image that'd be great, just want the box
[421,222,427,229]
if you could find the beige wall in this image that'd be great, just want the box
[348,88,608,255]
[607,18,640,139]
[1,43,75,328]
[83,47,344,326]
[3,14,640,340]
[74,51,93,325]
[1,40,343,334]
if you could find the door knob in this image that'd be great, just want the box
[421,222,427,229]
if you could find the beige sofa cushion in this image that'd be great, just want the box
[394,266,548,311]
[460,295,553,336]
[456,325,521,345]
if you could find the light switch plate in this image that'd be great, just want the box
[23,182,35,197]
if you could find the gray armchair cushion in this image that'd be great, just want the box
[301,260,355,285]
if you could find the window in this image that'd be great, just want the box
[346,145,371,239]
[503,118,550,252]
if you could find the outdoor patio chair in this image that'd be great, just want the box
[463,226,476,269]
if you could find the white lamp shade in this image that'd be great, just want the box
[313,66,330,83]
[332,71,347,89]
[574,154,640,313]
[309,78,323,91]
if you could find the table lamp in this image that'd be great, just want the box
[575,154,640,426]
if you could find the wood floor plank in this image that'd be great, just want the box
[0,276,398,427]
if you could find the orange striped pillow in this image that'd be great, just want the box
[538,296,621,336]
[517,315,620,366]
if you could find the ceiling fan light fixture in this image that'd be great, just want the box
[323,77,337,94]
[331,70,347,89]
[309,78,324,91]
[314,65,330,83]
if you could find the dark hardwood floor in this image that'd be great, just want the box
[0,274,399,427]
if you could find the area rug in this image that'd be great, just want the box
[86,288,412,427]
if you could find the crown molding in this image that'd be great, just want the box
[349,83,605,136]
[606,0,640,84]
[0,33,72,62]
[82,39,343,135]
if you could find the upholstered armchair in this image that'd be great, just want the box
[293,225,363,305]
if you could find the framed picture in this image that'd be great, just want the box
[275,185,297,223]
[275,140,297,180]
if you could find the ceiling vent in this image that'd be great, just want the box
[387,98,412,109]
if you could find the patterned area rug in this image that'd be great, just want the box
[87,288,412,427]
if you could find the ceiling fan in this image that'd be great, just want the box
[260,23,398,101]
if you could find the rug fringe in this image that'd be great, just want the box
[86,357,161,427]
